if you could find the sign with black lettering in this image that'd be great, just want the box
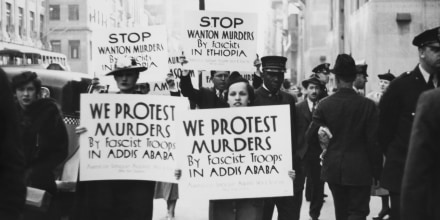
[79,94,188,182]
[177,105,293,199]
[182,11,258,71]
[92,26,168,82]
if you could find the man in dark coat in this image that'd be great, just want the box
[0,68,26,220]
[401,88,440,220]
[379,26,440,220]
[295,74,325,220]
[254,56,300,220]
[354,62,368,96]
[180,67,229,109]
[308,54,382,220]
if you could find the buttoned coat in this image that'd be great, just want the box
[295,100,321,159]
[401,88,440,220]
[310,88,381,186]
[378,65,433,192]
[180,74,228,109]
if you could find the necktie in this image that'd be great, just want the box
[427,74,435,89]
[218,91,224,100]
[312,102,317,113]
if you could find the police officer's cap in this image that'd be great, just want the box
[355,60,368,77]
[312,63,331,75]
[261,56,287,73]
[378,70,395,81]
[330,54,356,77]
[412,26,440,47]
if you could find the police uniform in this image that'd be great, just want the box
[312,63,331,99]
[379,26,440,220]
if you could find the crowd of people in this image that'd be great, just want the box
[0,25,439,220]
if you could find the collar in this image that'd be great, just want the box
[216,89,226,97]
[306,98,315,112]
[418,64,431,83]
[262,83,280,96]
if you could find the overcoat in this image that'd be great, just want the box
[378,65,433,192]
[401,88,440,220]
[310,88,382,186]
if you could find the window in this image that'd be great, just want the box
[19,7,24,36]
[40,15,44,38]
[68,5,79,20]
[30,11,35,31]
[69,40,80,59]
[6,3,12,32]
[51,40,61,53]
[49,5,60,20]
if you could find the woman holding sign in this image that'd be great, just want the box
[176,72,296,220]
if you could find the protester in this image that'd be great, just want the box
[179,55,230,109]
[354,61,368,96]
[252,56,301,220]
[401,88,440,220]
[295,74,325,220]
[0,68,26,220]
[76,57,156,220]
[367,70,395,104]
[135,82,150,94]
[366,70,395,220]
[307,54,382,220]
[11,71,68,220]
[379,26,440,220]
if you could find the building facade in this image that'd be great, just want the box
[0,0,48,51]
[46,0,148,74]
[299,0,440,93]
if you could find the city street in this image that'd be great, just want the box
[152,184,382,220]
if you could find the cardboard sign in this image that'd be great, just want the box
[177,105,294,200]
[79,94,188,182]
[183,11,258,71]
[92,26,169,82]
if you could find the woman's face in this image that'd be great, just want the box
[227,82,250,107]
[379,79,390,92]
[16,82,38,109]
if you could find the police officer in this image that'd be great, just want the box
[354,61,368,96]
[379,26,440,220]
[312,63,331,98]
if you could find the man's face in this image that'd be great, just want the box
[379,79,391,92]
[16,82,38,109]
[354,74,368,90]
[420,43,440,72]
[212,71,229,91]
[262,70,284,93]
[113,70,139,93]
[306,83,322,102]
[316,72,330,84]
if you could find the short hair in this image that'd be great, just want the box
[336,73,356,83]
[11,71,42,94]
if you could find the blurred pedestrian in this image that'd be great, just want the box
[252,56,301,220]
[367,70,395,104]
[295,74,326,220]
[366,70,395,220]
[379,26,440,220]
[312,63,331,98]
[11,71,68,220]
[308,54,382,220]
[354,61,368,96]
[401,88,440,220]
[76,57,156,220]
[0,67,26,220]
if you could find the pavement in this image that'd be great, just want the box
[152,184,383,220]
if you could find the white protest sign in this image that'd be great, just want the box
[79,94,188,182]
[92,26,169,82]
[183,11,258,71]
[177,105,293,200]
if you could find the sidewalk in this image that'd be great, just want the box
[153,184,383,220]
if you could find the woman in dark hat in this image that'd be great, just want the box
[366,70,395,104]
[11,71,68,220]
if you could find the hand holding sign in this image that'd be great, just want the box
[179,52,191,77]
